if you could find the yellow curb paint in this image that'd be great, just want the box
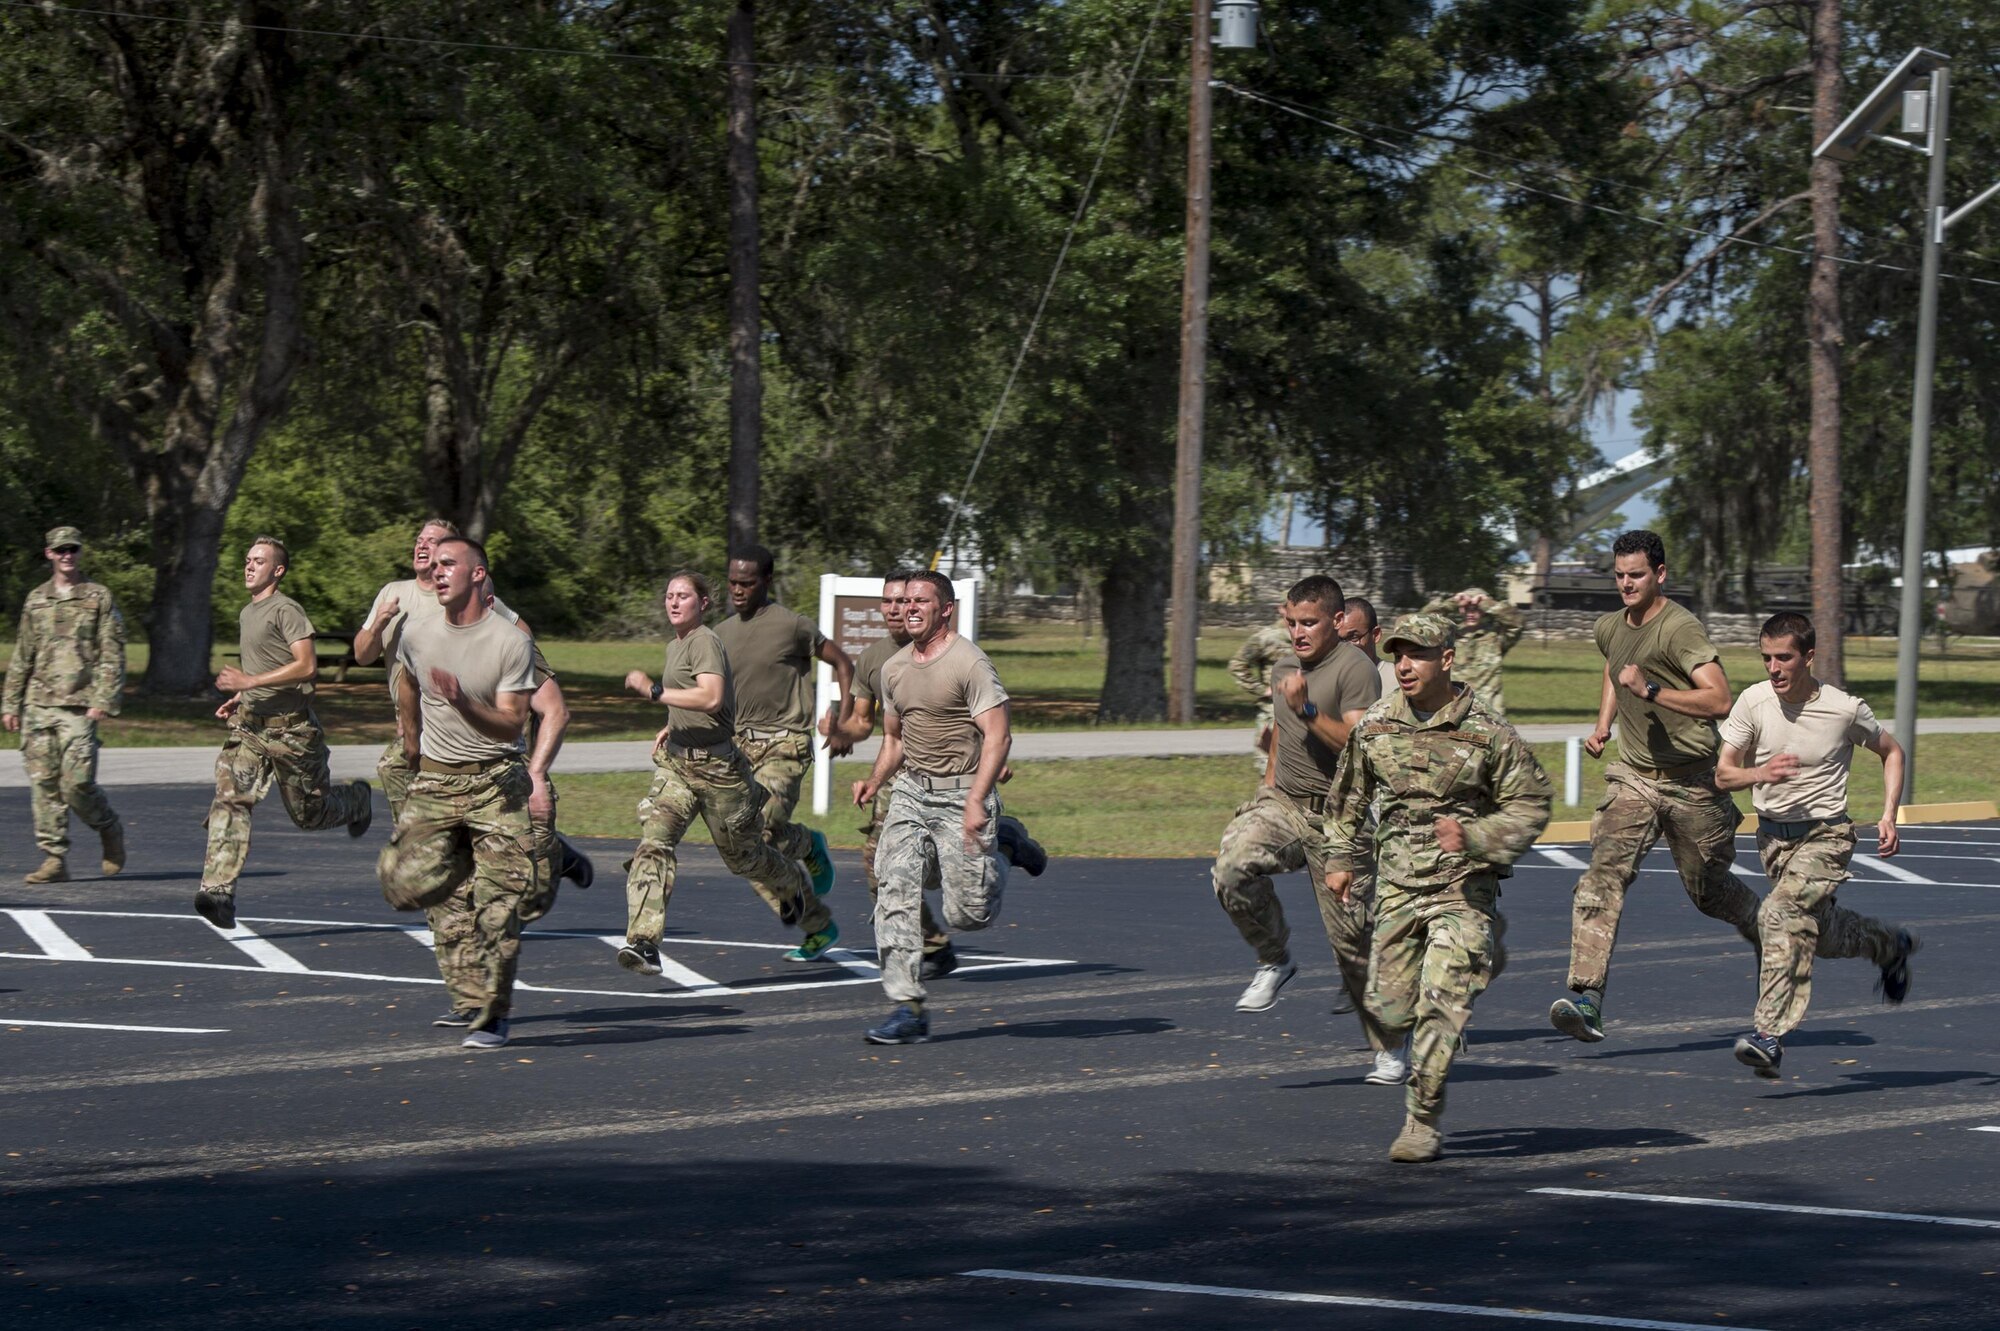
[1538,801,1996,844]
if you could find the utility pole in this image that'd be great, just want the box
[725,0,761,555]
[1168,0,1213,725]
[1804,0,1846,686]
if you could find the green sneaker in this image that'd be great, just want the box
[1549,992,1606,1043]
[784,920,840,962]
[806,828,836,896]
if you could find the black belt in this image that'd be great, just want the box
[666,739,735,761]
[1279,789,1329,816]
[1757,812,1851,839]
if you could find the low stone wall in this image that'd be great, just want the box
[1521,608,1764,646]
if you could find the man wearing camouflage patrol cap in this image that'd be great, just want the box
[1323,611,1552,1163]
[1420,586,1526,718]
[4,525,127,883]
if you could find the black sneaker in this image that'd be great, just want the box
[996,816,1048,877]
[558,836,594,889]
[432,1008,479,1028]
[1878,929,1919,1004]
[920,942,960,981]
[194,887,237,930]
[347,781,373,838]
[1734,1031,1783,1079]
[864,1005,930,1045]
[618,938,663,975]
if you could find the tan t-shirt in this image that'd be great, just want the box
[238,591,315,709]
[883,635,1009,777]
[714,603,824,732]
[398,609,537,764]
[852,634,903,708]
[1719,680,1882,820]
[1376,657,1398,699]
[662,625,733,751]
[1595,600,1723,769]
[1269,643,1382,802]
[365,578,516,693]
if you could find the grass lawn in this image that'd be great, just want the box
[548,731,2000,858]
[3,627,1996,751]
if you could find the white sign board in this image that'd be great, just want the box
[813,573,979,815]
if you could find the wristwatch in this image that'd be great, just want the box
[1644,681,1661,703]
[650,681,664,702]
[1299,701,1319,721]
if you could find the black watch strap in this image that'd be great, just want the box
[1299,701,1319,721]
[1644,681,1660,703]
[650,681,664,703]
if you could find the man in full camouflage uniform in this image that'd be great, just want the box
[1227,607,1292,774]
[3,525,126,884]
[198,537,371,928]
[1420,587,1526,718]
[1324,612,1552,1163]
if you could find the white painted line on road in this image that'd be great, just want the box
[1,1017,228,1034]
[1537,848,1590,871]
[592,934,739,996]
[1531,1188,2000,1231]
[822,947,882,981]
[1971,1126,2000,1134]
[2,909,93,961]
[1853,854,1933,884]
[209,922,310,973]
[0,951,436,982]
[961,1270,1767,1330]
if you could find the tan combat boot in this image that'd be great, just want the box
[101,820,126,876]
[24,856,69,885]
[1389,1116,1442,1163]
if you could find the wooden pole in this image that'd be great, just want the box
[725,0,762,555]
[1169,0,1213,724]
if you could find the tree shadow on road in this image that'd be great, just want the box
[1761,1068,2000,1100]
[1282,1064,1560,1091]
[1581,1028,1877,1061]
[1447,1123,1707,1157]
[932,1016,1177,1043]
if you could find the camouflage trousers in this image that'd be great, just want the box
[382,740,563,936]
[1212,785,1389,1050]
[1753,820,1900,1037]
[1568,762,1760,994]
[861,781,948,953]
[378,739,417,819]
[377,760,534,1021]
[876,774,1007,1005]
[202,709,366,892]
[20,705,118,857]
[1368,874,1500,1125]
[1252,701,1274,776]
[623,745,822,944]
[737,728,816,862]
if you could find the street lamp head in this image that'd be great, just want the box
[1815,46,1950,162]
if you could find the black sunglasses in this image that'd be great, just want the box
[52,545,81,555]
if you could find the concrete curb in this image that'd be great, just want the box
[1537,800,1999,845]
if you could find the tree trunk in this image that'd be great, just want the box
[141,497,232,694]
[1805,0,1845,683]
[725,0,762,555]
[1097,513,1171,723]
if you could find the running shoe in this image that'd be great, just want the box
[347,781,373,838]
[1330,989,1357,1015]
[921,941,961,981]
[559,836,594,889]
[1877,929,1919,1004]
[1365,1046,1410,1085]
[618,938,663,975]
[462,1019,511,1050]
[784,921,840,962]
[1734,1031,1782,1079]
[432,1008,480,1028]
[864,1005,930,1045]
[997,815,1048,877]
[1550,992,1606,1042]
[194,887,236,930]
[1235,959,1297,1012]
[806,829,837,896]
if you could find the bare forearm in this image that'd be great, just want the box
[867,733,905,790]
[1594,669,1617,733]
[352,622,386,666]
[1650,685,1731,720]
[968,728,1010,806]
[1878,747,1905,820]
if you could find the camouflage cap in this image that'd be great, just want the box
[44,525,84,550]
[1382,612,1456,654]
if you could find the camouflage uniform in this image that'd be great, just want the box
[1752,819,1901,1038]
[735,727,817,862]
[1227,619,1291,774]
[624,743,822,944]
[5,575,125,860]
[1568,761,1760,994]
[378,760,535,1021]
[875,773,1006,1005]
[1324,627,1552,1130]
[202,708,369,894]
[862,780,949,954]
[1420,590,1525,719]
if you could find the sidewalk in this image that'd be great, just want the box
[6,716,1998,788]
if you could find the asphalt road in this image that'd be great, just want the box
[3,786,1999,1329]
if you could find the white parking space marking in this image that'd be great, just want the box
[590,933,739,995]
[1537,848,1590,870]
[961,1270,1769,1330]
[208,921,311,972]
[3,909,93,961]
[1,1017,228,1034]
[1972,1126,2000,1134]
[1853,854,1933,884]
[1532,1188,2000,1231]
[822,947,882,981]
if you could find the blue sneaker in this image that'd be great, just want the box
[864,1005,930,1045]
[784,920,840,962]
[1734,1031,1782,1079]
[1877,929,1919,1004]
[806,829,836,896]
[461,1018,510,1050]
[1550,992,1605,1043]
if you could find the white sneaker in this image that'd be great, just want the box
[1235,960,1298,1012]
[1365,1046,1410,1085]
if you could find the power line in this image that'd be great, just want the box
[932,0,1172,572]
[1218,81,2000,291]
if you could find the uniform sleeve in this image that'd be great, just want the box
[1227,631,1270,696]
[1848,697,1884,746]
[1419,594,1455,617]
[1669,614,1722,678]
[529,639,555,689]
[962,652,1009,719]
[1336,648,1381,712]
[278,599,316,645]
[90,593,127,715]
[797,611,827,660]
[3,602,36,714]
[496,634,538,696]
[1487,599,1527,652]
[688,632,727,680]
[1459,730,1554,869]
[1593,612,1616,659]
[489,592,521,626]
[1716,692,1759,754]
[1320,734,1378,875]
